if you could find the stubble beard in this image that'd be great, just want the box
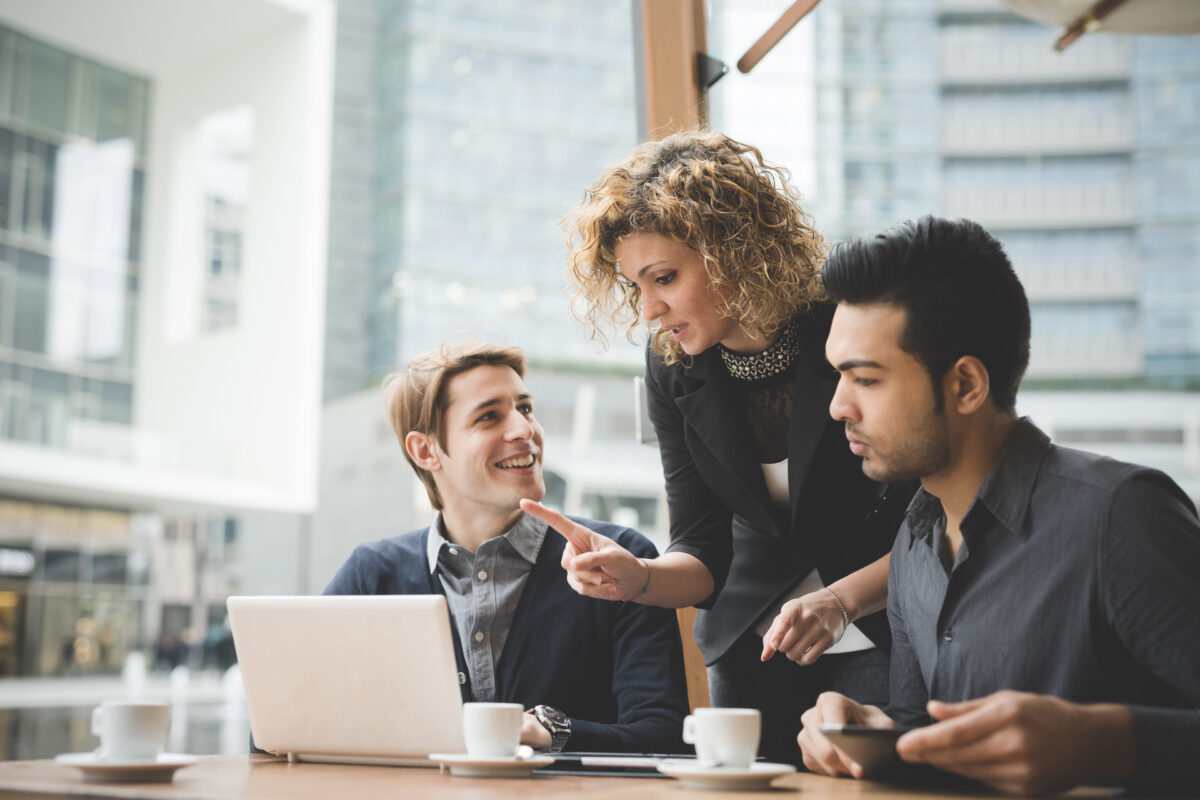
[858,411,951,484]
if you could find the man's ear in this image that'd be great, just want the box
[945,356,991,415]
[405,431,442,472]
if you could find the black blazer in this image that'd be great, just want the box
[644,304,916,664]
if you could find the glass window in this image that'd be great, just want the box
[95,65,136,145]
[11,269,48,354]
[12,137,56,238]
[91,554,127,584]
[127,168,144,263]
[26,41,70,134]
[28,368,68,446]
[0,26,146,449]
[41,550,81,582]
[83,268,126,365]
[0,29,18,117]
[0,126,13,231]
[197,105,254,334]
[98,380,131,424]
[0,268,10,347]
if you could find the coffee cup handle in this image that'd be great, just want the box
[682,715,696,745]
[91,707,103,738]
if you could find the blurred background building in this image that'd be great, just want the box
[0,0,1196,759]
[0,0,334,755]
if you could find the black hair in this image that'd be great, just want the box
[821,215,1030,412]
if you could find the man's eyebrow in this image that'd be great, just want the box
[834,358,885,371]
[466,393,533,414]
[467,397,501,415]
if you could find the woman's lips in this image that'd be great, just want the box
[669,323,688,342]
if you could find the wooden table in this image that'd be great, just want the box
[0,754,1175,799]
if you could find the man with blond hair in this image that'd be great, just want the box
[324,340,689,754]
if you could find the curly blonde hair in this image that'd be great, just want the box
[564,130,826,365]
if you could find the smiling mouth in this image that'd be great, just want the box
[496,454,536,469]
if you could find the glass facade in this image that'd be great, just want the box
[327,0,641,398]
[710,0,1200,388]
[0,23,148,451]
[0,498,151,677]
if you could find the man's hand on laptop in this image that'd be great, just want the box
[519,499,647,602]
[894,691,1136,796]
[520,713,552,750]
[797,691,894,778]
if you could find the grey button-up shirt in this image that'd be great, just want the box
[425,513,547,702]
[888,417,1200,791]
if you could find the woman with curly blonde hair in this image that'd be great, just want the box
[523,131,915,765]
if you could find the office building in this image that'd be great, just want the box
[311,0,671,586]
[0,0,334,676]
[709,0,1200,499]
[796,0,1199,385]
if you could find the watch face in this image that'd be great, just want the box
[540,706,569,728]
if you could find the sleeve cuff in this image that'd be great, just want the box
[1128,704,1200,793]
[662,541,725,608]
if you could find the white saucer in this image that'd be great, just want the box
[54,752,199,783]
[657,760,796,790]
[429,752,555,778]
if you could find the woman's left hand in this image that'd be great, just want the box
[760,590,847,665]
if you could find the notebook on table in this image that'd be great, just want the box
[227,594,466,766]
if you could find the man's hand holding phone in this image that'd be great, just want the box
[797,691,895,778]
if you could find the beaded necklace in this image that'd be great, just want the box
[717,319,800,382]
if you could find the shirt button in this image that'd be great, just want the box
[943,631,952,643]
[474,631,484,643]
[457,672,466,685]
[477,570,488,581]
[448,547,458,556]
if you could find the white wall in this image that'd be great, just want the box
[0,0,335,516]
[135,2,334,512]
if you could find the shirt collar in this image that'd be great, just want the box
[966,417,1052,539]
[425,514,449,574]
[504,512,549,564]
[424,511,548,574]
[906,417,1053,547]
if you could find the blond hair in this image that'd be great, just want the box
[564,130,826,365]
[384,340,527,509]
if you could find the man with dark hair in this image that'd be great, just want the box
[797,216,1200,794]
[324,340,689,754]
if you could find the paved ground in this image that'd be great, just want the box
[0,672,239,708]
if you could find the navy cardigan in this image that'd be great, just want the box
[323,516,691,754]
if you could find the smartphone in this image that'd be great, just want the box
[818,724,912,777]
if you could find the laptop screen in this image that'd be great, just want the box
[228,595,466,762]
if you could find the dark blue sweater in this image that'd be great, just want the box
[323,516,691,754]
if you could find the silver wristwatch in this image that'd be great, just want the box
[532,705,571,753]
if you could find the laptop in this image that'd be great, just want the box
[227,595,466,766]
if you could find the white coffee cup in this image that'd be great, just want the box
[682,707,761,768]
[91,700,171,762]
[462,702,523,758]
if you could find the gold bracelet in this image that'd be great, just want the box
[826,586,849,642]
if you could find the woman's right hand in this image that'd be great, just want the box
[760,590,848,664]
[519,499,649,601]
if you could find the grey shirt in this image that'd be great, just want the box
[888,417,1200,792]
[425,513,548,702]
